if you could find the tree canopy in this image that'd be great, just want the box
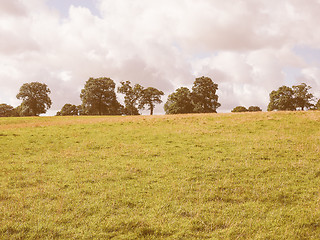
[139,87,164,115]
[164,87,194,114]
[117,81,144,115]
[248,106,262,112]
[80,77,123,115]
[6,76,320,117]
[16,82,52,116]
[268,83,314,111]
[232,106,262,112]
[292,83,314,110]
[231,106,248,112]
[164,76,221,114]
[56,104,79,116]
[191,76,220,113]
[0,104,15,117]
[316,99,320,110]
[268,86,295,111]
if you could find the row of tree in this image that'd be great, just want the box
[0,78,165,117]
[230,83,319,113]
[231,106,262,112]
[57,78,164,116]
[0,76,221,117]
[58,76,220,116]
[267,83,317,111]
[1,78,320,117]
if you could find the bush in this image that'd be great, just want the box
[248,106,262,112]
[231,106,248,112]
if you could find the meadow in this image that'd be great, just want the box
[0,111,320,239]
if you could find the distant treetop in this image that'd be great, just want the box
[16,82,52,116]
[165,76,220,114]
[231,106,262,113]
[231,106,248,113]
[268,83,314,111]
[80,77,123,115]
[248,106,262,112]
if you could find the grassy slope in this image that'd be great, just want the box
[0,112,320,239]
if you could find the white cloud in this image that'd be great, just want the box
[0,1,27,16]
[1,0,320,114]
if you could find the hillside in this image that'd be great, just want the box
[1,112,320,239]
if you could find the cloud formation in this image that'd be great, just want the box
[1,0,320,114]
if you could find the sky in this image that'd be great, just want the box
[1,0,320,115]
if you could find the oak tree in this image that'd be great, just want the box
[292,83,314,110]
[117,81,143,115]
[191,76,220,113]
[267,86,295,111]
[80,77,123,115]
[57,104,79,116]
[164,87,194,114]
[16,82,52,116]
[139,87,164,115]
[0,104,14,117]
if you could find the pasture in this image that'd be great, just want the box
[0,112,320,239]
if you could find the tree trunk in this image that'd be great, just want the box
[150,106,154,115]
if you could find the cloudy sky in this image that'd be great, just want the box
[1,0,320,115]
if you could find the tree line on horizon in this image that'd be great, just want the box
[0,76,220,117]
[231,83,318,112]
[1,77,320,117]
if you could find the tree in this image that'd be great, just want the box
[292,83,314,110]
[268,83,315,111]
[16,82,52,116]
[117,81,143,115]
[0,104,14,117]
[267,86,295,111]
[248,106,262,112]
[164,87,194,114]
[316,99,320,110]
[139,87,164,115]
[231,106,248,112]
[56,104,79,116]
[77,105,85,115]
[191,76,221,113]
[80,77,123,115]
[14,105,23,117]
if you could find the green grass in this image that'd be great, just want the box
[1,112,320,239]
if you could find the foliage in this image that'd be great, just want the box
[80,77,123,115]
[16,82,52,116]
[292,83,314,110]
[164,87,194,114]
[77,105,86,115]
[231,106,248,112]
[139,87,164,115]
[267,85,295,111]
[13,105,23,117]
[56,104,79,116]
[268,83,314,111]
[117,81,143,115]
[164,76,221,114]
[1,112,320,239]
[0,104,14,117]
[248,106,262,112]
[316,99,320,110]
[191,76,221,113]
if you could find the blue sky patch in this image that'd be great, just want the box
[46,0,100,18]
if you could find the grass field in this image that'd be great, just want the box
[1,111,320,239]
